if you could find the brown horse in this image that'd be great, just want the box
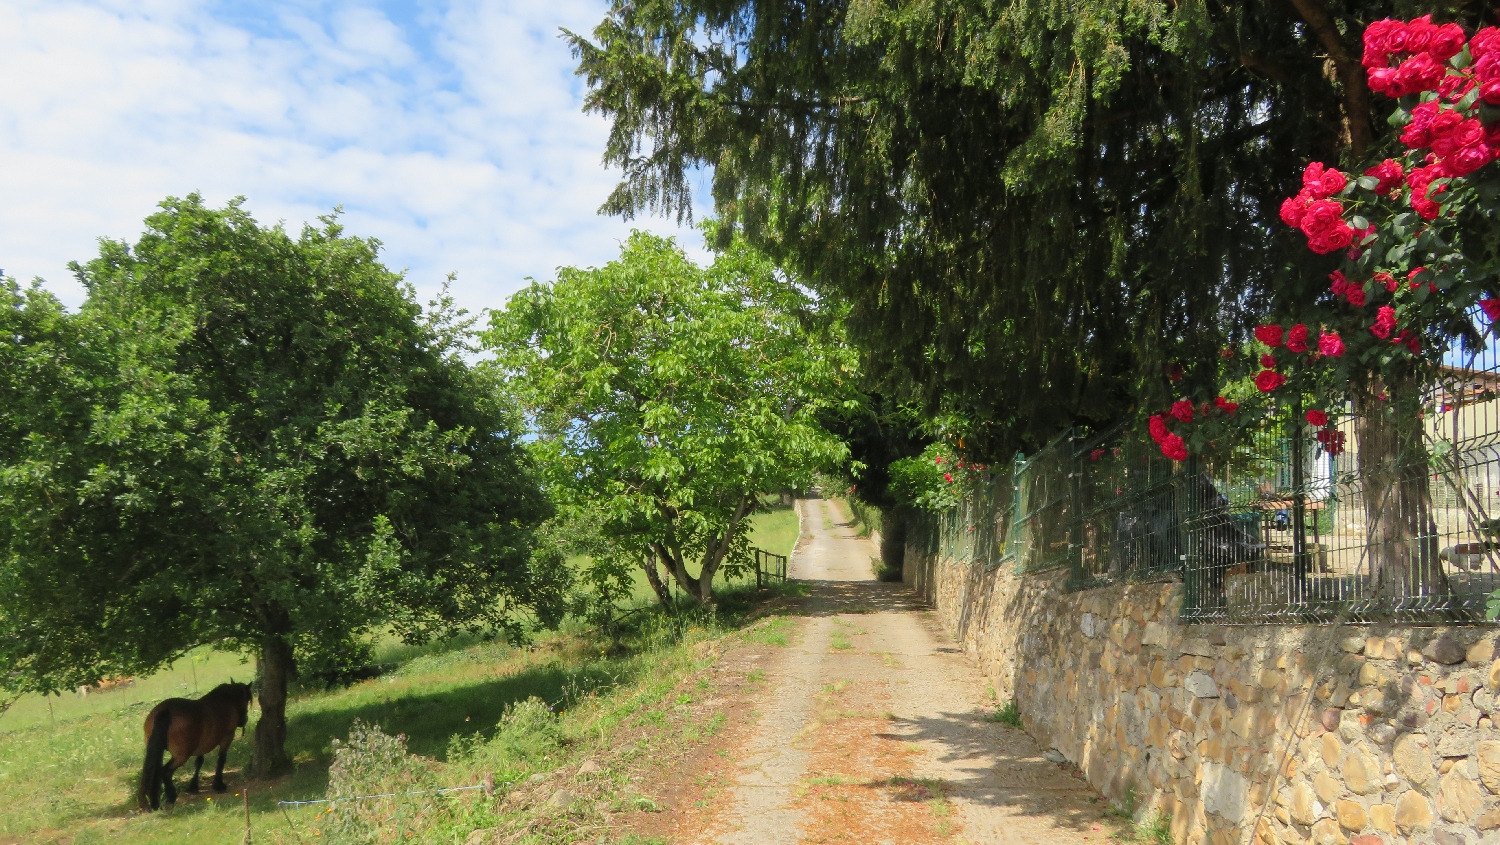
[137,681,253,810]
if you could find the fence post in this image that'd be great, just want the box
[755,549,763,589]
[1290,401,1309,604]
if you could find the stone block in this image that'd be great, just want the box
[1260,668,1284,690]
[1468,635,1495,666]
[1321,733,1343,768]
[1185,671,1220,699]
[1181,637,1215,656]
[1314,769,1342,804]
[1335,799,1367,832]
[1342,635,1367,654]
[1490,658,1500,691]
[1423,635,1466,665]
[1386,735,1434,786]
[1395,789,1434,834]
[1438,767,1483,823]
[1437,729,1476,759]
[1342,750,1381,795]
[1142,621,1171,648]
[1290,780,1314,828]
[1480,740,1500,793]
[1349,835,1382,845]
[1368,802,1395,833]
[1201,762,1249,824]
[1310,817,1347,844]
[1478,804,1500,830]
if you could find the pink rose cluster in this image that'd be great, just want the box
[1279,163,1357,254]
[1364,17,1500,214]
[1147,396,1239,462]
[1250,322,1344,394]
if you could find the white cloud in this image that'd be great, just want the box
[0,0,709,314]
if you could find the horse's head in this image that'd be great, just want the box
[228,679,253,734]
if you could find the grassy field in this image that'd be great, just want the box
[0,508,801,845]
[622,502,799,602]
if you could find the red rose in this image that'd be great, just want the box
[1305,409,1329,427]
[1481,299,1500,321]
[1214,396,1239,415]
[1301,162,1347,198]
[1481,79,1500,106]
[1159,433,1189,462]
[1279,192,1312,227]
[1148,414,1169,443]
[1219,348,1234,359]
[1370,305,1398,339]
[1403,15,1437,55]
[1402,101,1440,148]
[1345,284,1367,307]
[1298,198,1345,236]
[1368,66,1398,93]
[1260,353,1277,369]
[1391,52,1446,96]
[1170,400,1195,423]
[1444,143,1494,177]
[1309,225,1355,255]
[1429,23,1467,61]
[1478,53,1500,84]
[1429,108,1464,140]
[1472,27,1500,61]
[1373,271,1396,292]
[1318,330,1345,357]
[1285,323,1310,353]
[935,456,943,465]
[1254,324,1284,347]
[1362,19,1409,66]
[1364,159,1405,194]
[1329,270,1349,296]
[1090,448,1105,461]
[1255,370,1286,392]
[1437,73,1475,102]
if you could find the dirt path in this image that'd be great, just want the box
[705,499,1112,845]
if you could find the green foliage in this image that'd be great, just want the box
[567,0,1394,456]
[888,444,993,512]
[982,699,1023,728]
[484,231,854,604]
[0,196,559,772]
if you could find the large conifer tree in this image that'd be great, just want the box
[569,0,1481,455]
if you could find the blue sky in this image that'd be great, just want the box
[0,0,709,314]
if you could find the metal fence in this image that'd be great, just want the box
[752,547,788,587]
[924,360,1500,624]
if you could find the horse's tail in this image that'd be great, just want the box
[137,709,171,810]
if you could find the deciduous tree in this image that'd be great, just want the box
[484,231,852,605]
[0,196,560,776]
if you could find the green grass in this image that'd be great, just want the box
[0,589,780,845]
[981,699,1023,728]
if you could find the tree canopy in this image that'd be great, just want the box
[568,0,1482,456]
[484,231,854,604]
[0,196,559,775]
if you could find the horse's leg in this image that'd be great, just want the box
[187,755,203,792]
[211,744,229,792]
[161,755,183,806]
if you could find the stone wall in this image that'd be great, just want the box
[906,548,1500,845]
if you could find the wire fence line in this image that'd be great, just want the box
[914,355,1500,624]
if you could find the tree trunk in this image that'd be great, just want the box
[249,636,294,778]
[1353,378,1449,605]
[640,550,673,606]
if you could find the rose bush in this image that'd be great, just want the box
[1147,15,1500,462]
